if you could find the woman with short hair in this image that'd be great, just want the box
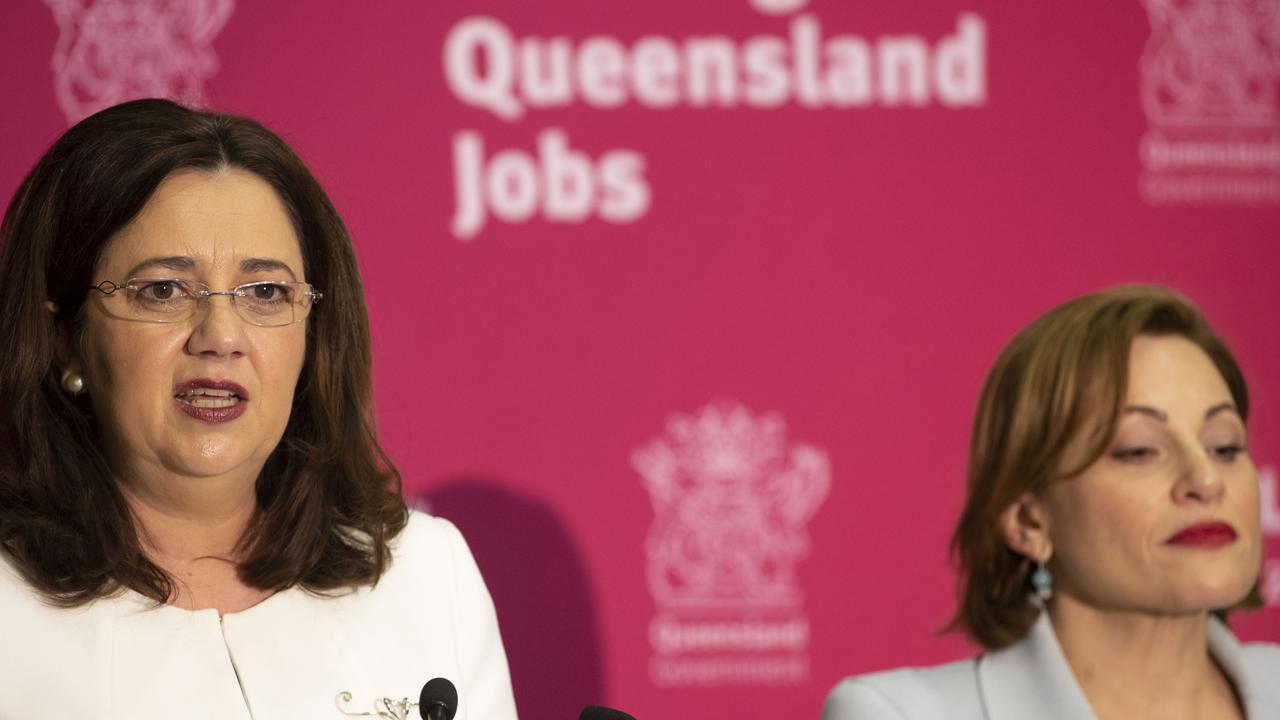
[823,285,1279,719]
[0,98,518,719]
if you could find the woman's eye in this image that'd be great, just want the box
[1111,446,1155,462]
[247,283,289,302]
[137,281,184,301]
[1210,444,1246,462]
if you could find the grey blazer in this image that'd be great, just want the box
[822,614,1280,719]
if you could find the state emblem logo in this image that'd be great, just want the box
[1137,0,1280,203]
[633,400,829,686]
[44,0,234,124]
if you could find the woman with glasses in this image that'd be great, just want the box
[0,99,517,719]
[822,286,1279,719]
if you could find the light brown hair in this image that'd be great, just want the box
[949,285,1260,649]
[0,99,407,605]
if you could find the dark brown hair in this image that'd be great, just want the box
[949,284,1261,649]
[0,98,407,605]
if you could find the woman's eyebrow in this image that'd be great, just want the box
[1122,402,1239,423]
[1203,402,1238,420]
[1122,405,1168,422]
[125,255,195,277]
[239,257,297,279]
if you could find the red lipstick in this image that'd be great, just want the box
[1164,522,1237,548]
[172,378,249,423]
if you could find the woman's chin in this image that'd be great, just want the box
[1163,575,1258,614]
[1078,570,1257,615]
[155,444,266,482]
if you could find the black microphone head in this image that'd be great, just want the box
[419,677,459,720]
[579,705,636,720]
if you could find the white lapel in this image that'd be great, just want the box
[975,613,1095,719]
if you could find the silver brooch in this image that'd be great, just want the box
[334,691,419,720]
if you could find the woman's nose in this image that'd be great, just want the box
[1173,443,1226,505]
[185,296,248,357]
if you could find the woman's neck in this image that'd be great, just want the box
[1049,595,1243,720]
[117,472,256,561]
[116,470,271,614]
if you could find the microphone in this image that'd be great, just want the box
[419,677,458,720]
[579,706,636,720]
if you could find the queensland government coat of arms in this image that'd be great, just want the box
[44,0,234,123]
[633,400,830,612]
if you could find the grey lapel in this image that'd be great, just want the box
[977,612,1278,720]
[1207,616,1280,718]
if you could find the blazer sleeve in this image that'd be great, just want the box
[822,677,910,720]
[441,518,519,720]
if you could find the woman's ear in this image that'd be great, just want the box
[45,300,84,380]
[998,492,1053,561]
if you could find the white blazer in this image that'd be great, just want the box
[0,511,518,720]
[823,613,1280,719]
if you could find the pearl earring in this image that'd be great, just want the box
[1030,559,1053,601]
[61,371,85,395]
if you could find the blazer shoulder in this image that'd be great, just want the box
[372,511,477,602]
[390,510,475,563]
[398,507,457,539]
[822,658,981,720]
[1240,639,1280,667]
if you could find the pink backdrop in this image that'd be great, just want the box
[3,1,1279,717]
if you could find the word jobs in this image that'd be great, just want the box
[451,128,650,239]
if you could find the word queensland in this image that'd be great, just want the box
[445,12,987,239]
[447,14,986,116]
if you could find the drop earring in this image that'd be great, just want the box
[1030,559,1053,601]
[61,370,85,395]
